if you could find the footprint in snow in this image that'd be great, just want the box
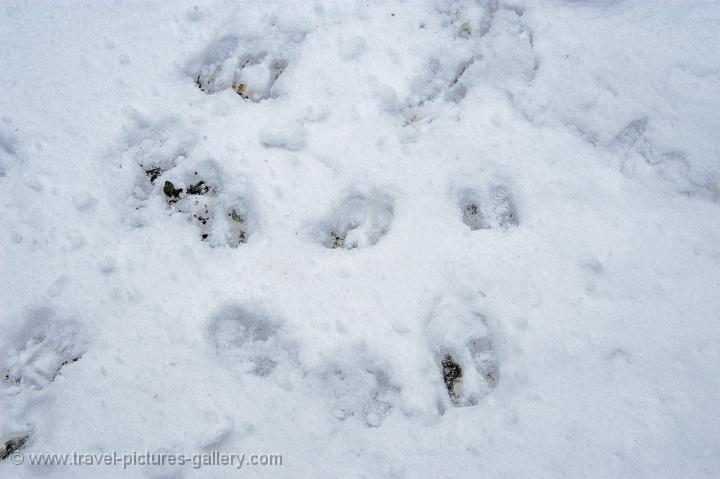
[311,348,400,428]
[209,305,296,377]
[457,184,518,231]
[425,296,499,408]
[123,116,255,247]
[1,308,88,390]
[0,308,89,461]
[159,164,254,248]
[190,30,300,101]
[318,190,395,249]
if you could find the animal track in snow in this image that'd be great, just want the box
[318,190,394,249]
[160,164,254,248]
[469,8,537,84]
[402,3,536,127]
[0,309,87,460]
[606,117,710,197]
[311,350,400,428]
[192,32,299,101]
[209,305,296,377]
[209,307,400,427]
[123,117,255,247]
[1,310,88,390]
[425,297,499,407]
[457,184,518,230]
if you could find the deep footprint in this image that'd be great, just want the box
[426,297,499,407]
[121,116,255,247]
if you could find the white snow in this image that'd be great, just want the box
[1,0,719,477]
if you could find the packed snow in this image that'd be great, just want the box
[1,0,719,477]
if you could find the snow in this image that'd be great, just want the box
[1,0,719,477]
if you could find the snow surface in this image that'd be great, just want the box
[1,0,720,477]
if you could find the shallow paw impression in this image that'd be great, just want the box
[465,7,537,89]
[607,117,709,197]
[402,2,536,126]
[319,191,394,249]
[209,305,296,377]
[426,297,499,407]
[312,354,399,428]
[458,184,518,231]
[1,311,88,391]
[192,33,293,101]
